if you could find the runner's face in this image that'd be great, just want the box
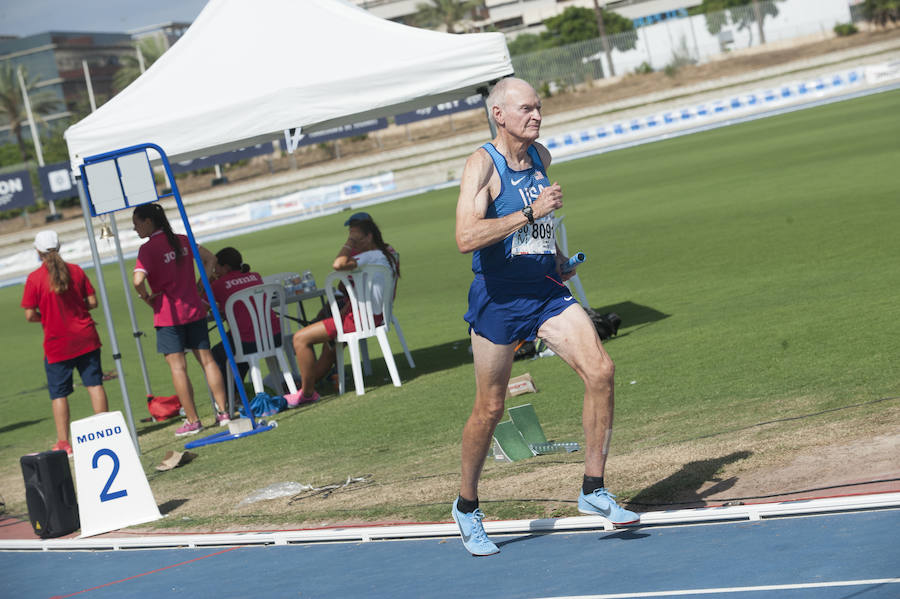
[498,83,542,141]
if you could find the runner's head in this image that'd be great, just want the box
[486,77,542,141]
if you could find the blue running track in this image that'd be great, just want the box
[2,508,898,598]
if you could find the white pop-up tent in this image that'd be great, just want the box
[63,0,512,451]
[65,0,513,165]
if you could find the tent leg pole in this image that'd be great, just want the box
[156,153,256,429]
[77,178,141,454]
[482,88,497,139]
[108,216,154,398]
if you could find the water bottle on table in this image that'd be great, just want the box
[302,270,315,293]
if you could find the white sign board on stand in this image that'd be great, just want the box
[71,411,162,537]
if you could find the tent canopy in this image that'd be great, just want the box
[65,0,512,167]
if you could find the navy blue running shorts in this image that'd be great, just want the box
[156,318,211,355]
[464,274,578,345]
[44,348,104,399]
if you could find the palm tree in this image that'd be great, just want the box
[0,63,61,163]
[863,0,900,26]
[113,36,168,93]
[414,0,483,34]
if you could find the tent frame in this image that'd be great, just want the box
[78,143,276,452]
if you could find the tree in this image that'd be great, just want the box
[692,0,783,43]
[543,6,634,48]
[113,36,168,93]
[507,33,554,56]
[413,0,482,34]
[0,63,61,163]
[862,0,900,26]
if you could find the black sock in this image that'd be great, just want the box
[456,495,479,514]
[582,475,605,495]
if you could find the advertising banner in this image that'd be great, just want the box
[282,118,389,153]
[169,143,274,175]
[38,162,79,203]
[394,94,485,125]
[0,169,36,211]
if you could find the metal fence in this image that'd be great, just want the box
[510,0,854,90]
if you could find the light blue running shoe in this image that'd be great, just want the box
[452,498,500,556]
[578,488,640,525]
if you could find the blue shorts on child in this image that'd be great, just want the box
[44,348,103,399]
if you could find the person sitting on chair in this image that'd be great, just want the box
[207,247,283,392]
[287,214,399,406]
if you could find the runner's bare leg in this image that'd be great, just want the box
[538,304,615,478]
[460,331,517,501]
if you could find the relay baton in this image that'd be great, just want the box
[561,252,585,273]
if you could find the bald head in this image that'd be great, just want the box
[486,77,538,129]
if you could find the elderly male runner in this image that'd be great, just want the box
[451,77,639,556]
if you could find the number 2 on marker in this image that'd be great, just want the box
[92,448,128,502]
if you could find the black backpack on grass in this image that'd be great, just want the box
[585,308,621,341]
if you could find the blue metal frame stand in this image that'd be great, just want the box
[78,143,275,448]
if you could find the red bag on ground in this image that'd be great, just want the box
[147,395,181,422]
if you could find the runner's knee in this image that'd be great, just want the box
[472,398,505,425]
[584,355,614,391]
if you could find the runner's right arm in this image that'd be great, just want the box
[455,148,562,254]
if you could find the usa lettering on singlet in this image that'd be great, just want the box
[472,143,556,281]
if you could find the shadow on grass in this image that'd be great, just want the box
[0,418,47,435]
[138,419,180,436]
[350,337,472,385]
[318,301,669,390]
[627,450,753,509]
[589,301,671,342]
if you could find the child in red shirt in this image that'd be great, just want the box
[132,203,229,436]
[21,230,109,456]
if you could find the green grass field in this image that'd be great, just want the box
[1,89,899,528]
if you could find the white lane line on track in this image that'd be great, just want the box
[532,578,900,598]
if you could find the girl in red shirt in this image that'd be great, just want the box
[132,203,229,436]
[21,230,109,456]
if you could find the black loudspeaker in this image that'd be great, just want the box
[20,450,80,538]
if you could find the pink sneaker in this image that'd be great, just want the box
[175,419,203,436]
[216,411,232,427]
[285,390,320,408]
[51,439,73,457]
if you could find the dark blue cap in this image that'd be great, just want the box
[344,212,372,226]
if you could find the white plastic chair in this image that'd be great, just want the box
[261,272,303,385]
[360,276,415,374]
[554,214,589,306]
[223,283,298,409]
[324,264,402,396]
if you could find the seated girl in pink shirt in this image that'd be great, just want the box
[207,247,282,386]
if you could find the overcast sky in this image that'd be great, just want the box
[1,0,209,38]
